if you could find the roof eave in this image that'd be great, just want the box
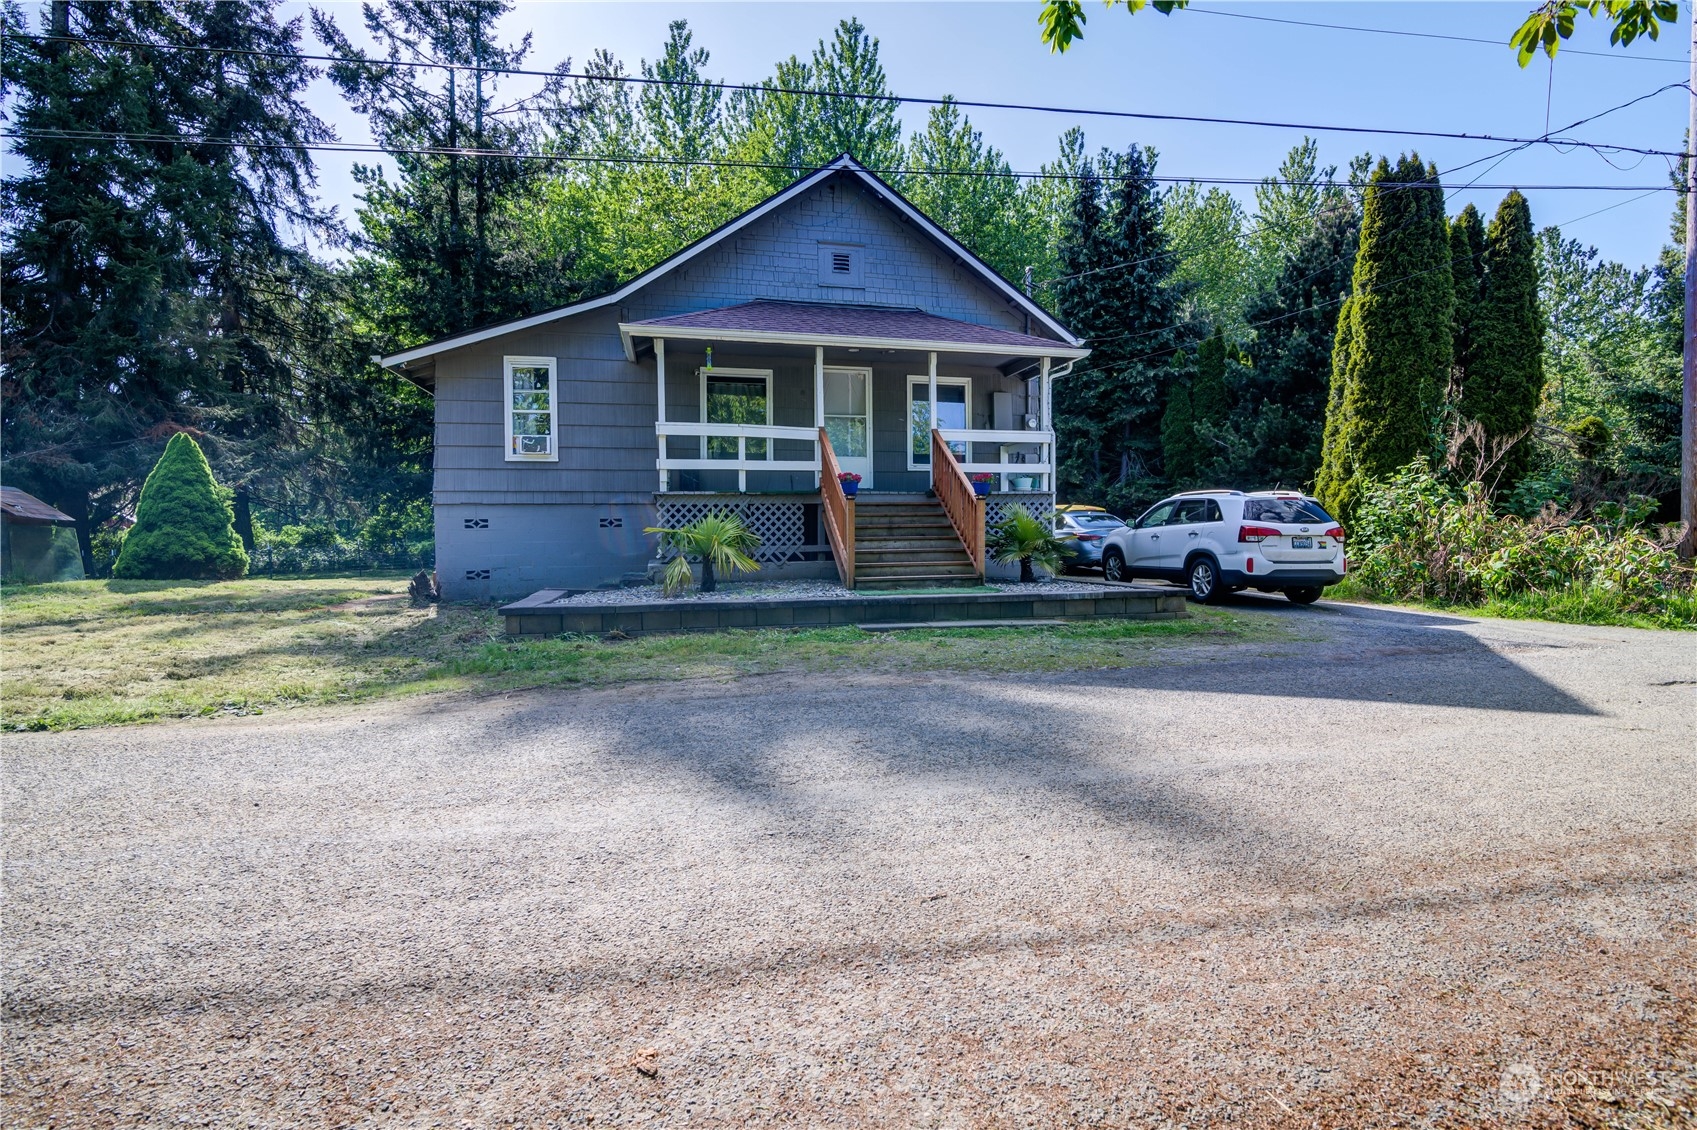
[619,323,1091,361]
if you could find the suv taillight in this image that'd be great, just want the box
[1074,532,1103,542]
[1326,526,1345,540]
[1238,524,1280,543]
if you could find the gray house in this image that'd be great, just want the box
[379,155,1089,600]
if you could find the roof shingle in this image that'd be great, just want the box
[628,300,1072,352]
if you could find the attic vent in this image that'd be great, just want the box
[817,242,864,288]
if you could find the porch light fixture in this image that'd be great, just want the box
[704,346,713,370]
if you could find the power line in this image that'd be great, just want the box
[1182,3,1688,65]
[3,30,1685,161]
[2,127,1678,192]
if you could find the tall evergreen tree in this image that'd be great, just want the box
[1459,191,1544,488]
[1162,183,1253,336]
[1160,381,1199,484]
[1052,147,1186,510]
[1448,203,1487,404]
[1231,204,1360,488]
[2,0,333,568]
[1315,154,1454,519]
[313,0,579,343]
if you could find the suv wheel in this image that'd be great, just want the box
[1102,547,1128,583]
[1285,587,1322,605]
[1186,556,1220,604]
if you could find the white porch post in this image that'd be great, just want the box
[1039,355,1051,493]
[814,345,825,489]
[928,351,939,457]
[656,338,668,492]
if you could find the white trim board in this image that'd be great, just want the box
[377,155,1084,372]
[617,324,1089,364]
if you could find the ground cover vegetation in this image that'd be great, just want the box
[0,575,1284,731]
[1,1,1685,623]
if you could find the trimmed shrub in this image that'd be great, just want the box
[113,434,249,580]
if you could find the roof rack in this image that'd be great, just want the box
[1175,489,1243,496]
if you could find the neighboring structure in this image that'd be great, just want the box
[0,487,85,583]
[379,155,1089,599]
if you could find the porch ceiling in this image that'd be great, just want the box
[620,299,1090,366]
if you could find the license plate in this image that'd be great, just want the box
[1290,536,1313,549]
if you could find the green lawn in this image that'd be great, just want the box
[0,575,1284,732]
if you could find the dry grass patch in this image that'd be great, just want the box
[1,575,1283,731]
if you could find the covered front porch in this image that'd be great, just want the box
[621,300,1088,587]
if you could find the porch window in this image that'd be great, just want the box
[505,356,557,461]
[908,378,969,468]
[702,369,771,460]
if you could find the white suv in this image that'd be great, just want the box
[1100,490,1345,604]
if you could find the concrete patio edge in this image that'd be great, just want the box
[500,584,1188,636]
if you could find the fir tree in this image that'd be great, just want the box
[1460,191,1544,489]
[1052,147,1186,510]
[1315,155,1454,519]
[314,0,580,342]
[1191,329,1231,430]
[1,1,333,569]
[1233,205,1361,488]
[1160,382,1199,484]
[113,434,249,580]
[1448,203,1487,403]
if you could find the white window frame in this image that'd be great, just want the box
[698,366,774,462]
[907,375,971,470]
[504,355,559,462]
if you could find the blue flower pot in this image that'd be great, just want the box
[841,481,859,498]
[972,481,990,497]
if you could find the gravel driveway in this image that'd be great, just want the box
[4,599,1693,1128]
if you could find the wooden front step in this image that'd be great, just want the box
[852,496,979,589]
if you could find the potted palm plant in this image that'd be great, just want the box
[987,505,1075,583]
[837,471,862,498]
[969,473,994,497]
[643,511,763,596]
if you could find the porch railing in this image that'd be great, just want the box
[931,428,985,579]
[655,421,820,492]
[935,428,1053,493]
[655,420,1054,496]
[818,427,856,588]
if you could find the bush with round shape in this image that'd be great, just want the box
[112,433,250,580]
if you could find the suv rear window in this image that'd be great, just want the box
[1243,497,1332,524]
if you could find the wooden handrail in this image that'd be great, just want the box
[818,427,856,588]
[931,428,985,578]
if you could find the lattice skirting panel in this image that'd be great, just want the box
[987,493,1056,532]
[653,494,813,564]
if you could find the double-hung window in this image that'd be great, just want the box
[505,356,558,461]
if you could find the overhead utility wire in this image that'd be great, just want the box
[1182,4,1687,64]
[2,128,1675,192]
[1036,81,1687,289]
[4,31,1684,161]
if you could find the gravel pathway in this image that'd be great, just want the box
[4,598,1693,1127]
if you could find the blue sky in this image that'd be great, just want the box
[21,1,1692,269]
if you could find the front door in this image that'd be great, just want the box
[824,367,872,488]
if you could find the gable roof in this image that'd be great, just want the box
[377,154,1081,374]
[622,299,1089,360]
